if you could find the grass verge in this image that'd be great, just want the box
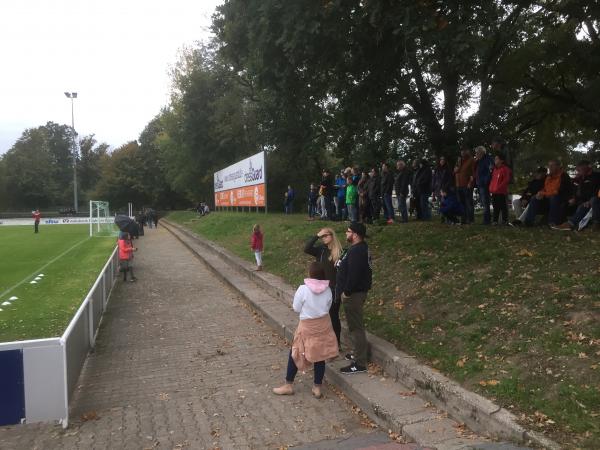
[168,210,599,448]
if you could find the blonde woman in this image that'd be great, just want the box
[303,227,343,347]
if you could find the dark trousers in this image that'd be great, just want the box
[34,221,39,233]
[441,212,459,224]
[343,292,368,366]
[457,187,474,223]
[491,194,508,224]
[370,197,381,221]
[593,197,600,224]
[329,293,341,347]
[525,196,564,226]
[382,193,394,220]
[419,193,431,220]
[285,351,325,384]
[397,195,408,222]
[479,186,491,224]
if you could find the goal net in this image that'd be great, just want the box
[89,200,117,237]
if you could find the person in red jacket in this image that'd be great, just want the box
[489,154,512,225]
[250,224,264,271]
[32,208,41,233]
[118,231,137,282]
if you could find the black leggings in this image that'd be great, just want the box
[329,295,341,347]
[285,351,325,384]
[492,194,508,224]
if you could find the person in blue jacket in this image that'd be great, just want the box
[439,188,464,224]
[334,171,347,220]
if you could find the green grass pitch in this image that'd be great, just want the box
[0,225,117,342]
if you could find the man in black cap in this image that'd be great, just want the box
[336,222,372,374]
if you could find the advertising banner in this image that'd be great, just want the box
[0,217,115,226]
[214,151,266,207]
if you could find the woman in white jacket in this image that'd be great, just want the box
[272,262,339,398]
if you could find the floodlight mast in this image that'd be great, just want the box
[64,91,78,213]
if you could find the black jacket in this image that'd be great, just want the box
[320,174,334,197]
[573,171,600,204]
[335,241,372,298]
[394,169,410,197]
[304,236,336,288]
[521,178,545,200]
[367,175,381,199]
[381,171,394,195]
[432,165,453,193]
[416,166,433,195]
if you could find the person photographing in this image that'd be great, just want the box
[336,222,372,374]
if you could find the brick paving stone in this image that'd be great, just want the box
[0,228,375,450]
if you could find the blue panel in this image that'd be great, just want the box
[0,349,26,426]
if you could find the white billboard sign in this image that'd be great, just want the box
[0,217,115,226]
[213,151,265,193]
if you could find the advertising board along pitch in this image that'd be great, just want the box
[213,151,266,207]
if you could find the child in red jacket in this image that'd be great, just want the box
[489,154,512,225]
[251,224,264,271]
[118,231,137,281]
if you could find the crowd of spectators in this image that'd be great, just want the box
[298,146,600,232]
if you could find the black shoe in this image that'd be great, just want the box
[344,353,354,361]
[340,362,367,374]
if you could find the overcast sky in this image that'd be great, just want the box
[0,0,222,155]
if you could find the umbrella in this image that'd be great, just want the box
[114,215,139,237]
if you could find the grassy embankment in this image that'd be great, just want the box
[0,225,116,342]
[168,211,599,448]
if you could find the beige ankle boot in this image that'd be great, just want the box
[312,385,322,399]
[273,383,294,395]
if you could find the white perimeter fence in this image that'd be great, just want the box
[0,246,119,428]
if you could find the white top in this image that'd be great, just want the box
[292,279,332,320]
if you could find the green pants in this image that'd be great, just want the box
[343,291,368,366]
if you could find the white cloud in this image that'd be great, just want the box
[0,0,222,154]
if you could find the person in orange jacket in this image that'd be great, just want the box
[523,160,573,227]
[489,154,512,225]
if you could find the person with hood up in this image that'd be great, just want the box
[439,188,463,224]
[272,262,339,399]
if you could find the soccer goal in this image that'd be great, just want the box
[89,200,117,237]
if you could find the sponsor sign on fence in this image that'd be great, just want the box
[0,217,115,226]
[213,151,266,207]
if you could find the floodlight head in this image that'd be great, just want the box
[72,92,77,98]
[64,92,71,98]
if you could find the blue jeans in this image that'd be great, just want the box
[593,197,600,224]
[285,350,325,384]
[457,187,473,223]
[524,196,563,225]
[383,193,394,220]
[308,202,317,218]
[569,203,590,228]
[397,195,408,222]
[419,193,431,220]
[479,186,491,224]
[284,202,293,214]
[347,204,358,222]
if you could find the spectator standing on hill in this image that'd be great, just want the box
[512,168,547,221]
[32,208,41,233]
[394,160,410,223]
[308,184,318,221]
[523,160,573,227]
[320,169,334,220]
[432,156,453,201]
[272,262,339,399]
[251,224,264,271]
[345,176,358,222]
[410,159,421,218]
[489,154,512,225]
[358,171,371,223]
[368,168,381,221]
[335,172,347,220]
[415,159,433,220]
[455,148,475,224]
[554,161,600,231]
[284,185,295,214]
[337,222,372,374]
[381,163,395,224]
[474,146,495,225]
[304,228,343,347]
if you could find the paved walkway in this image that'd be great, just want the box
[0,227,382,449]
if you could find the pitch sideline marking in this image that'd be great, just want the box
[0,237,91,301]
